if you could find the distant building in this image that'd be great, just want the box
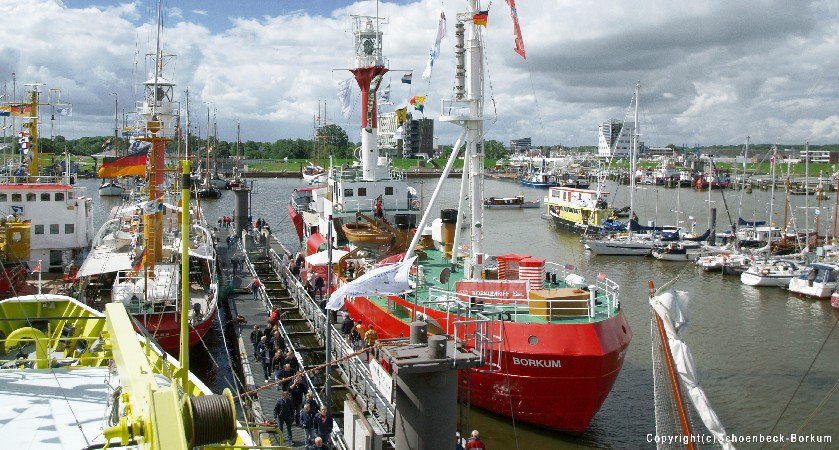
[510,138,531,153]
[403,116,434,158]
[800,148,838,164]
[598,120,641,157]
[378,111,400,156]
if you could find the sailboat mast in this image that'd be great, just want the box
[768,146,778,258]
[206,106,211,186]
[113,93,119,156]
[628,82,639,242]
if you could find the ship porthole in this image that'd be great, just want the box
[528,335,538,345]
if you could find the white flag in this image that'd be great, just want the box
[57,107,73,116]
[326,256,417,311]
[337,78,353,119]
[422,12,446,81]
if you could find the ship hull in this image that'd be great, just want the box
[344,294,631,433]
[133,303,218,354]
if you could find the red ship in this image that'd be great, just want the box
[288,8,632,432]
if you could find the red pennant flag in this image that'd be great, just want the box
[597,272,606,281]
[505,0,527,60]
[33,262,41,273]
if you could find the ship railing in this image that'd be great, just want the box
[267,248,391,450]
[420,288,503,371]
[338,197,414,214]
[544,262,620,315]
[290,194,316,214]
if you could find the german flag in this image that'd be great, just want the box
[98,149,148,178]
[473,10,488,27]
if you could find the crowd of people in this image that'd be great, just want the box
[251,318,335,448]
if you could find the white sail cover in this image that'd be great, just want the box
[651,290,735,450]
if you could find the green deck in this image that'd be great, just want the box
[364,247,621,325]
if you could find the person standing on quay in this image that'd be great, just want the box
[467,430,486,449]
[249,325,261,355]
[273,390,295,445]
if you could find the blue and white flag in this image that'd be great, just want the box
[326,256,417,311]
[377,81,391,105]
[337,78,353,120]
[422,12,446,81]
[56,107,73,116]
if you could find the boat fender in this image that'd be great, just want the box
[761,269,769,275]
[497,312,512,321]
[335,204,343,211]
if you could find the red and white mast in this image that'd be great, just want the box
[351,16,389,181]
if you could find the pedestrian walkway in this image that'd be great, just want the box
[215,228,314,449]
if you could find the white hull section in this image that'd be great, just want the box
[788,279,836,298]
[741,271,793,287]
[99,184,124,196]
[584,238,653,256]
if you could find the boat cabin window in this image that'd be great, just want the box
[11,193,21,202]
[385,186,394,195]
[49,224,59,234]
[344,188,354,197]
[358,187,367,196]
[65,224,74,234]
[55,192,65,201]
[34,224,44,234]
[0,194,6,202]
[26,193,36,202]
[41,193,50,201]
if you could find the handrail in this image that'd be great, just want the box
[267,249,394,450]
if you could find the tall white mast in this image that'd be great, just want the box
[628,81,640,242]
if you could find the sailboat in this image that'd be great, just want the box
[582,82,655,256]
[302,104,330,185]
[99,94,126,197]
[194,107,223,199]
[323,7,631,433]
[76,21,219,354]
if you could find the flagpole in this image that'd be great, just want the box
[325,215,333,406]
[37,259,42,295]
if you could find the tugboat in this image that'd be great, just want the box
[323,8,631,433]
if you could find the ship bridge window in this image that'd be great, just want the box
[0,194,6,202]
[34,225,44,234]
[385,186,394,195]
[358,187,367,197]
[50,224,59,234]
[344,188,354,197]
[26,193,36,202]
[41,193,50,201]
[55,193,65,201]
[65,224,74,234]
[11,193,21,202]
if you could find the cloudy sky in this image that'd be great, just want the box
[2,0,839,149]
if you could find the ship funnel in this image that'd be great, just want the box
[440,209,458,258]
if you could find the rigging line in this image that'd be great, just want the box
[784,373,839,450]
[500,324,521,450]
[765,314,839,443]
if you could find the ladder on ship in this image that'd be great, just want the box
[453,311,504,441]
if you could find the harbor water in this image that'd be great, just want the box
[85,176,839,449]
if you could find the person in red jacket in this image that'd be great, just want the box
[467,430,486,449]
